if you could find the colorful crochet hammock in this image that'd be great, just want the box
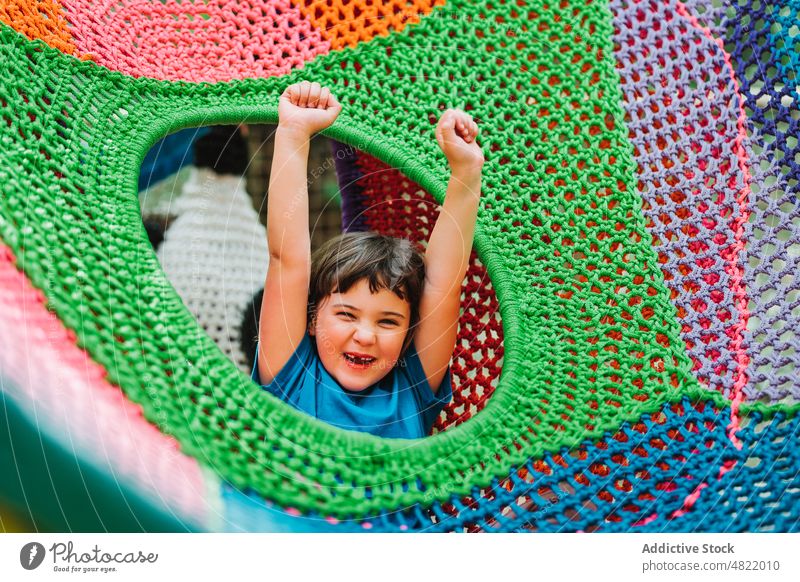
[0,0,798,532]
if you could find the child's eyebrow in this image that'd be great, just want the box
[380,311,407,319]
[334,303,406,319]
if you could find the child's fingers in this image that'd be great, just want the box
[467,121,478,142]
[328,91,343,114]
[308,82,322,107]
[455,115,473,141]
[458,112,476,130]
[319,86,331,109]
[436,111,458,150]
[282,83,299,105]
[439,110,456,130]
[435,121,444,150]
[436,113,454,141]
[459,114,478,142]
[299,81,311,107]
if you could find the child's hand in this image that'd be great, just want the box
[435,109,484,174]
[278,81,342,137]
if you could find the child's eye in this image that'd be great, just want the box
[379,319,399,327]
[336,311,356,320]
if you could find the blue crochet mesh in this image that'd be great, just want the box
[362,400,799,533]
[768,1,800,87]
[723,0,800,196]
[663,410,800,532]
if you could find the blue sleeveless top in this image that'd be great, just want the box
[252,333,453,439]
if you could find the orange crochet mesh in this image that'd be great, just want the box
[298,0,444,50]
[0,0,77,55]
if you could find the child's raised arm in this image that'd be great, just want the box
[257,81,341,383]
[414,109,485,393]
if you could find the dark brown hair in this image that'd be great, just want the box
[308,231,425,352]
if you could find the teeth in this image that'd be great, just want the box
[345,353,374,365]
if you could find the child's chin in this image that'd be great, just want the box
[341,383,371,393]
[337,370,383,392]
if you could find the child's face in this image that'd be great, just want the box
[310,278,411,392]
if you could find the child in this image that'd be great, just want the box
[253,80,484,439]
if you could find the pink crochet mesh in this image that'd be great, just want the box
[62,0,329,82]
[0,243,209,524]
[57,0,445,82]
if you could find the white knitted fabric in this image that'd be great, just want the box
[158,167,268,372]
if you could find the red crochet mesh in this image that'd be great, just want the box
[352,152,504,431]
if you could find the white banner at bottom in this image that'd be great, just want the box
[1,533,798,581]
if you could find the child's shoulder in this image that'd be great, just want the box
[252,333,316,394]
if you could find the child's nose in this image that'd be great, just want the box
[353,325,376,345]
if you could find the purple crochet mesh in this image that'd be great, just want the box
[679,0,729,38]
[720,0,800,402]
[331,139,369,232]
[611,0,750,398]
[740,154,800,402]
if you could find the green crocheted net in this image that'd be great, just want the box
[2,0,767,520]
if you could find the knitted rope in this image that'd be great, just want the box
[722,1,800,200]
[366,399,800,532]
[613,0,752,399]
[655,409,800,532]
[61,0,330,82]
[0,0,76,56]
[740,150,800,402]
[418,399,739,532]
[296,0,445,51]
[1,2,705,520]
[324,0,800,530]
[764,0,799,89]
[398,0,800,531]
[0,243,210,527]
[0,0,797,532]
[56,0,444,82]
[330,0,763,418]
[720,0,800,402]
[679,0,728,39]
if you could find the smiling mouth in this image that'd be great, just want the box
[343,353,377,367]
